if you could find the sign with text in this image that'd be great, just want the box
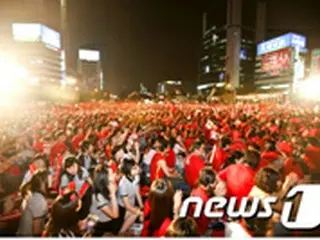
[261,48,292,74]
[257,33,306,56]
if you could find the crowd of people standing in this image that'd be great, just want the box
[0,101,319,237]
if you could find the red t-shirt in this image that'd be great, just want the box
[150,153,165,183]
[33,140,44,153]
[184,153,205,188]
[212,147,229,173]
[184,138,194,153]
[218,164,255,206]
[258,151,279,169]
[71,134,85,150]
[303,145,320,173]
[49,141,67,166]
[165,149,176,169]
[190,186,210,235]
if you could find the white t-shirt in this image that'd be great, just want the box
[60,167,89,193]
[143,149,156,166]
[225,222,251,238]
[17,192,48,236]
[117,176,139,208]
[90,193,112,223]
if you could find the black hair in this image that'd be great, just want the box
[121,158,137,179]
[45,191,80,236]
[243,150,261,170]
[21,169,49,198]
[198,168,216,187]
[221,137,231,149]
[93,164,111,201]
[80,141,90,153]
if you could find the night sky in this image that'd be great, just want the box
[67,0,320,95]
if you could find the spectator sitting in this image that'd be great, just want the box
[17,169,50,236]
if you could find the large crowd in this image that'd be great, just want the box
[0,101,319,237]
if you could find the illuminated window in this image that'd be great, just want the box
[205,65,210,73]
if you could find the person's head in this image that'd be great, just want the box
[93,164,115,200]
[148,179,174,233]
[264,140,276,152]
[48,191,81,236]
[80,141,93,155]
[255,167,282,194]
[243,150,261,170]
[21,169,49,198]
[64,157,79,176]
[32,154,48,169]
[121,158,140,179]
[242,201,271,237]
[56,131,66,142]
[165,217,199,237]
[191,140,206,157]
[198,168,216,196]
[221,137,232,151]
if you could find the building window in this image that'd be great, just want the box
[205,65,210,73]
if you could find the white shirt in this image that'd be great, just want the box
[143,149,156,166]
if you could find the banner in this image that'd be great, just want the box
[261,48,292,73]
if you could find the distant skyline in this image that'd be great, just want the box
[66,0,320,95]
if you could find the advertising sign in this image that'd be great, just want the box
[79,49,100,62]
[310,49,320,76]
[12,23,41,42]
[41,26,61,49]
[12,23,61,49]
[257,33,306,56]
[261,48,292,73]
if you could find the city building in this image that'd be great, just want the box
[157,80,182,95]
[254,33,307,93]
[198,0,256,95]
[0,0,64,85]
[77,49,103,91]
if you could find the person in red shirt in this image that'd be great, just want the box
[189,168,216,235]
[141,179,177,237]
[217,150,261,206]
[71,127,85,151]
[184,140,206,188]
[150,139,180,183]
[165,138,176,169]
[258,140,280,170]
[210,137,231,172]
[49,131,67,166]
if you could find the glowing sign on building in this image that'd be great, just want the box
[257,33,306,56]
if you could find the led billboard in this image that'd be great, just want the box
[79,49,100,62]
[12,23,61,49]
[12,23,41,42]
[257,33,306,56]
[261,48,292,73]
[41,26,61,49]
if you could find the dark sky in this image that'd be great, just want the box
[67,0,320,95]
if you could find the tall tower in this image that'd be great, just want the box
[256,0,267,43]
[60,0,69,75]
[226,0,242,88]
[202,12,207,38]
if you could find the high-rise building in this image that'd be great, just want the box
[78,49,103,91]
[0,0,63,86]
[198,0,256,94]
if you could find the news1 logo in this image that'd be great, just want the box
[179,184,320,230]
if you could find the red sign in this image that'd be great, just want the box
[261,48,292,73]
